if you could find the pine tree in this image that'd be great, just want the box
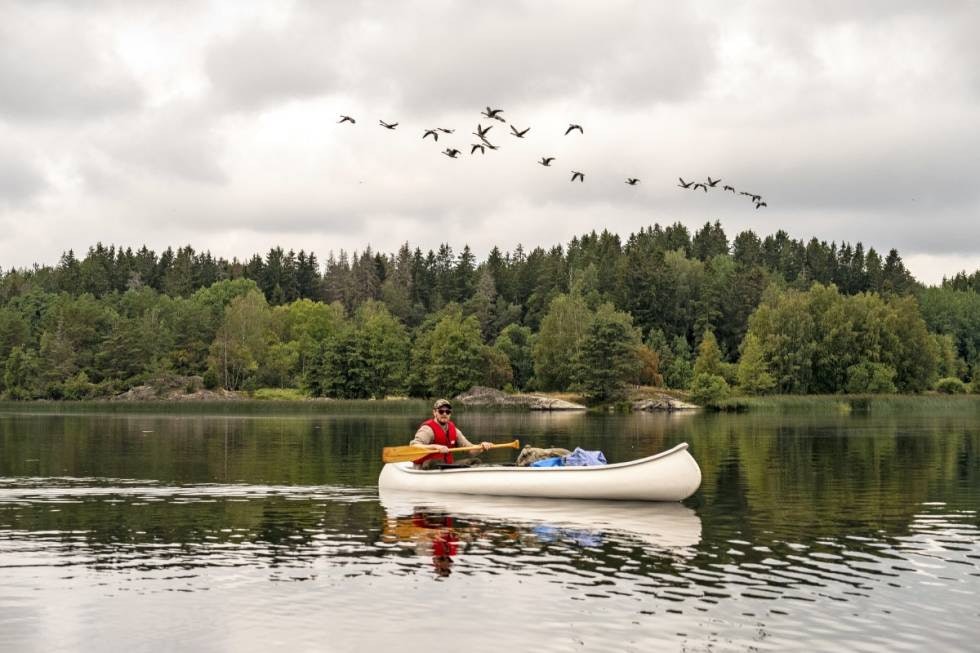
[573,303,641,401]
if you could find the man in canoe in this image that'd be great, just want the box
[410,399,493,469]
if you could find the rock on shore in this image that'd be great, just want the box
[632,395,699,411]
[112,376,245,401]
[454,386,587,411]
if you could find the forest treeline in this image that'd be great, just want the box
[1,221,979,402]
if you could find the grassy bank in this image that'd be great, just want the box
[713,393,980,414]
[0,398,431,416]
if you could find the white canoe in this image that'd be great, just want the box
[377,442,701,502]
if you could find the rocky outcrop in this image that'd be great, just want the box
[112,375,245,401]
[632,395,699,411]
[526,396,588,411]
[454,386,587,411]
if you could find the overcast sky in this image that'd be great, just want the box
[1,1,978,284]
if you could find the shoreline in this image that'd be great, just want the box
[1,393,979,416]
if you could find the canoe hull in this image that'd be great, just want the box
[377,442,701,502]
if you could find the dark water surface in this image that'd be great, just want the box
[1,402,978,652]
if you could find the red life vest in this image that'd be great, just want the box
[415,418,458,467]
[432,530,459,558]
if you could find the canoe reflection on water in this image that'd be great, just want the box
[378,489,702,576]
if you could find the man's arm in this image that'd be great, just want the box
[455,430,494,454]
[410,425,435,447]
[455,429,474,448]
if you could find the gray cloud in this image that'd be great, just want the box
[0,153,46,206]
[204,24,342,111]
[1,1,979,284]
[0,4,143,122]
[342,2,716,116]
[198,2,716,118]
[92,106,228,186]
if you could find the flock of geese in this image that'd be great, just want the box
[338,108,766,204]
[678,176,767,209]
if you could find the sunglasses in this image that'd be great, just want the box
[436,408,452,415]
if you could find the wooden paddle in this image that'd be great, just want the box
[382,439,520,464]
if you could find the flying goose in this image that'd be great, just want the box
[539,157,555,167]
[471,143,485,155]
[626,178,640,185]
[565,123,584,135]
[706,176,721,187]
[482,106,506,122]
[678,177,694,189]
[443,148,461,158]
[755,201,767,209]
[510,125,530,138]
[723,185,735,193]
[379,120,398,129]
[571,171,585,182]
[338,115,355,124]
[423,129,439,141]
[693,183,708,192]
[474,123,493,139]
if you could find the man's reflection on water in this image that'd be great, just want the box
[384,509,468,577]
[416,511,459,577]
[383,507,607,577]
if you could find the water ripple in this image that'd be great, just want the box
[1,480,979,651]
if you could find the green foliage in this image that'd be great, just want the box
[167,297,216,374]
[404,305,484,398]
[313,327,369,398]
[4,346,39,399]
[0,224,971,401]
[62,371,96,400]
[532,293,593,390]
[493,324,534,390]
[572,303,641,402]
[661,335,694,389]
[0,307,29,365]
[745,283,938,395]
[97,307,173,385]
[352,301,410,398]
[251,387,308,400]
[275,298,346,383]
[192,278,263,312]
[202,368,219,390]
[737,333,776,395]
[746,286,816,393]
[302,304,408,399]
[917,286,980,380]
[935,377,967,394]
[693,330,724,377]
[688,373,731,405]
[259,341,300,388]
[845,362,897,394]
[207,290,271,390]
[480,345,513,389]
[931,333,964,380]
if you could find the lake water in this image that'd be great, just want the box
[1,402,978,652]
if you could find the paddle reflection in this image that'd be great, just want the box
[379,489,702,577]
